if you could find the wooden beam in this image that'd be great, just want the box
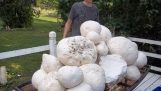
[141,51,161,59]
[128,37,161,46]
[0,45,49,60]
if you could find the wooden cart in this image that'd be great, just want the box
[14,65,150,91]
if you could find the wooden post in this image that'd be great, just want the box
[49,31,56,56]
[0,66,7,85]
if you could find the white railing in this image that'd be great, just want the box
[0,31,57,60]
[128,37,161,60]
[128,37,161,46]
[128,37,161,72]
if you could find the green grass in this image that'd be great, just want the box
[0,16,63,90]
[0,52,48,91]
[0,16,63,52]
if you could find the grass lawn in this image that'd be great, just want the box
[0,52,47,91]
[0,16,63,52]
[0,16,63,90]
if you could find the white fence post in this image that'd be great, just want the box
[0,66,7,85]
[49,31,56,56]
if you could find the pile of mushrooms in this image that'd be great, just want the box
[31,20,147,91]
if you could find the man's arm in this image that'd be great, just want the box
[63,19,72,38]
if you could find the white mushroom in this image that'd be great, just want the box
[99,54,127,87]
[100,25,112,43]
[57,36,97,66]
[96,41,109,56]
[41,54,62,73]
[80,20,101,37]
[67,82,93,91]
[57,66,83,88]
[80,64,105,91]
[134,51,147,68]
[38,71,65,91]
[85,31,101,44]
[108,36,138,65]
[126,65,141,81]
[31,69,47,89]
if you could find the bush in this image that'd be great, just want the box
[0,0,33,29]
[105,0,161,40]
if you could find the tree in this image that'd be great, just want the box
[57,0,161,39]
[0,0,33,29]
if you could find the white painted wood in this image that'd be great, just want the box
[0,45,49,60]
[146,77,161,91]
[0,66,7,85]
[151,66,161,72]
[141,51,161,59]
[128,37,161,46]
[133,72,155,91]
[49,31,57,56]
[126,37,161,90]
[133,73,160,91]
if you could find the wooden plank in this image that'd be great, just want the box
[141,51,161,59]
[133,73,160,91]
[151,66,161,73]
[0,45,49,60]
[146,77,161,91]
[133,72,155,91]
[128,37,161,46]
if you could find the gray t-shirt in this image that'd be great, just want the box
[69,2,99,36]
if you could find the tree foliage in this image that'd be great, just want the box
[57,0,161,39]
[107,0,161,39]
[36,0,58,9]
[0,0,33,28]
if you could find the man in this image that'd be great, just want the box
[63,0,99,38]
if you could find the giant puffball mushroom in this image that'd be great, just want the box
[67,82,93,91]
[31,69,47,89]
[38,72,65,91]
[57,66,84,89]
[96,41,109,56]
[85,31,101,45]
[80,64,106,91]
[80,20,101,37]
[57,36,97,66]
[108,36,138,65]
[100,25,112,43]
[134,51,147,68]
[99,54,127,87]
[126,65,141,81]
[40,54,62,73]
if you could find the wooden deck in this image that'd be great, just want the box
[133,68,161,91]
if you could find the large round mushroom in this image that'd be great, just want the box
[80,64,106,91]
[100,25,112,43]
[57,66,83,88]
[80,20,101,37]
[57,36,97,66]
[108,36,138,65]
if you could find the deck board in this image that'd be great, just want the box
[145,77,161,91]
[133,72,161,91]
[133,72,154,91]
